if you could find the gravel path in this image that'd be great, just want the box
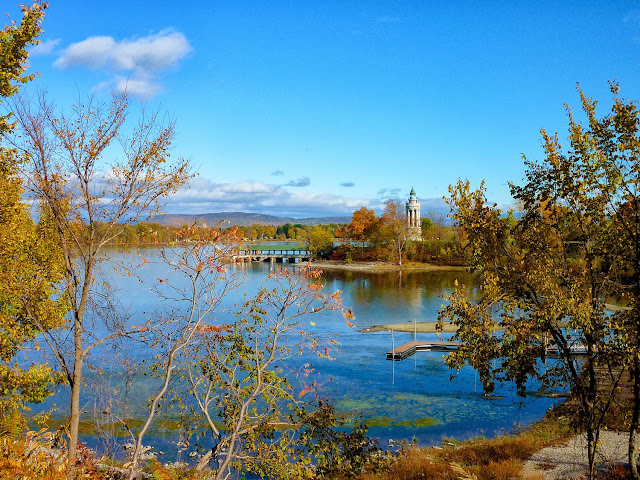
[522,431,637,479]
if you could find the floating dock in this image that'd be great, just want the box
[387,340,461,361]
[387,339,588,361]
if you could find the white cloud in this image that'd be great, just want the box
[167,178,375,218]
[53,31,191,98]
[54,36,115,69]
[30,38,61,56]
[66,172,452,219]
[114,75,161,98]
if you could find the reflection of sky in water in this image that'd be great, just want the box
[35,249,556,455]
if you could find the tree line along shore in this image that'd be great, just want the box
[97,210,467,268]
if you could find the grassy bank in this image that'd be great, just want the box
[0,419,573,480]
[354,419,573,480]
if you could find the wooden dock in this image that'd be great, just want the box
[387,340,461,361]
[387,340,588,361]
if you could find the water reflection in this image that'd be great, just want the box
[34,251,556,457]
[321,268,479,327]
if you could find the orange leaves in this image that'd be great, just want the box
[299,363,314,378]
[136,256,149,267]
[0,429,68,479]
[195,324,233,335]
[348,206,378,241]
[298,386,313,398]
[343,308,355,321]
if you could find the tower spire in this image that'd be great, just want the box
[406,187,422,241]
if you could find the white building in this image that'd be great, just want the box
[406,187,422,241]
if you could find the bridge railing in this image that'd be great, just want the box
[241,249,311,256]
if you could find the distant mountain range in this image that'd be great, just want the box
[148,212,351,227]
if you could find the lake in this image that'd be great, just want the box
[36,248,558,457]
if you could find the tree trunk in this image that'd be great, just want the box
[67,261,92,477]
[586,425,596,479]
[68,317,84,476]
[583,352,598,480]
[630,354,640,480]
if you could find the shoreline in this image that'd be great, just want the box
[309,260,468,273]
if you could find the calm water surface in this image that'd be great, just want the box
[38,248,557,455]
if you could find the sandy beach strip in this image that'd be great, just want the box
[363,321,457,333]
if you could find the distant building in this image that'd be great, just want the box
[406,187,422,241]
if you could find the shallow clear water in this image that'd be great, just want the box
[34,248,557,456]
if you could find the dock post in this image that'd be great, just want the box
[391,329,395,385]
[391,328,395,357]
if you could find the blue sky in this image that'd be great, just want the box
[11,1,640,218]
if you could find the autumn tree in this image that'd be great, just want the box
[182,266,359,479]
[122,226,367,478]
[263,224,277,239]
[0,1,66,421]
[380,199,408,265]
[8,90,191,467]
[0,1,45,134]
[126,226,242,477]
[424,209,448,241]
[554,82,640,478]
[420,216,433,239]
[348,206,378,250]
[440,83,640,477]
[0,149,67,416]
[301,225,334,259]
